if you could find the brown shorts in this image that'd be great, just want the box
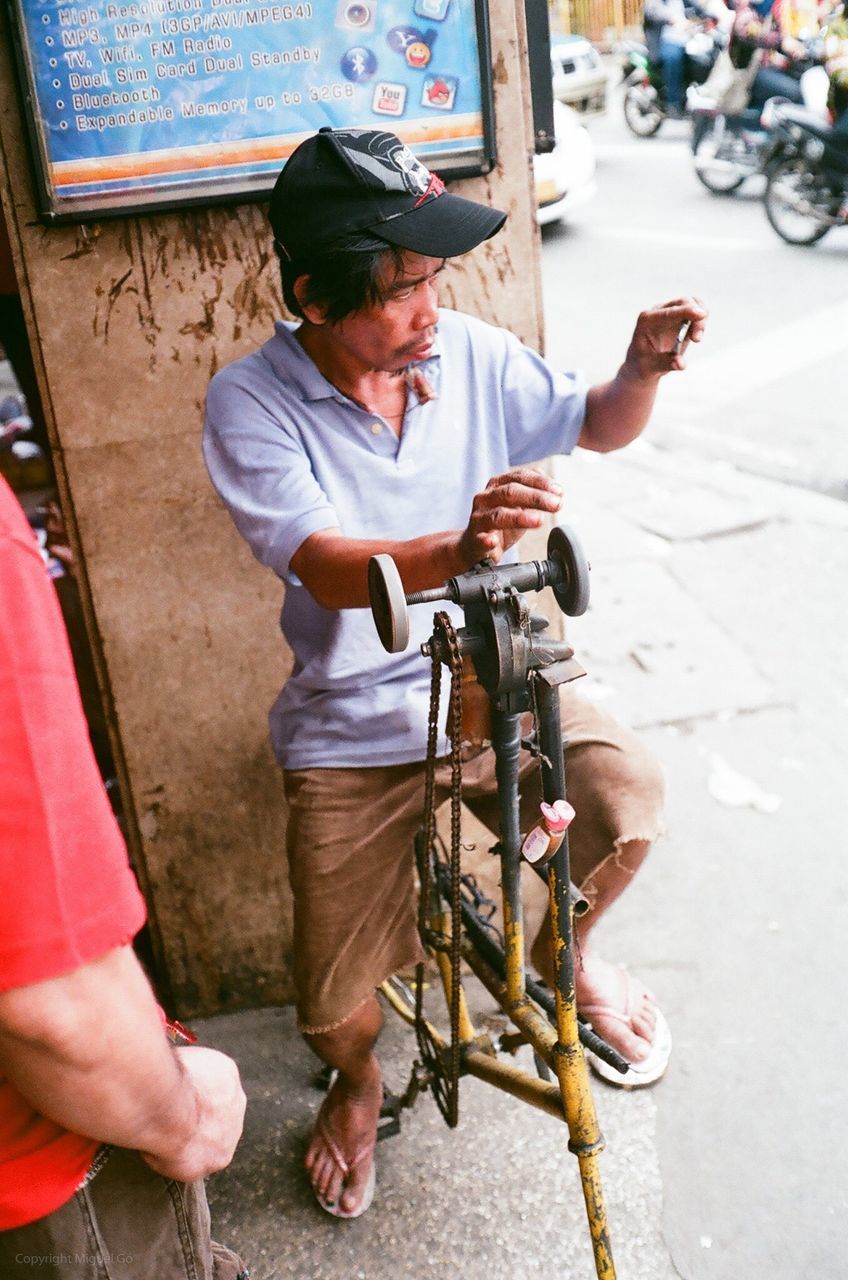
[284,688,665,1035]
[0,1147,246,1280]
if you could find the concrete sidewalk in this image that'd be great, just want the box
[199,434,847,1280]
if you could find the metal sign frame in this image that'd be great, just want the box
[6,0,497,224]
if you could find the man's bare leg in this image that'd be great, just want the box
[530,838,659,1063]
[573,838,658,1062]
[304,994,383,1214]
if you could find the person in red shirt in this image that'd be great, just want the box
[0,475,248,1278]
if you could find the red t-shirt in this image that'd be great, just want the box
[0,477,146,1229]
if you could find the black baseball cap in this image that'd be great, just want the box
[269,127,506,262]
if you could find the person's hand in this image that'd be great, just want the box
[141,1045,246,1182]
[43,501,75,575]
[622,297,708,379]
[458,467,563,566]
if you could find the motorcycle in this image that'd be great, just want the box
[761,98,848,244]
[621,20,724,137]
[690,60,830,194]
[691,103,773,191]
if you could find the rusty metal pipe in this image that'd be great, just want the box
[463,1049,565,1121]
[536,673,616,1280]
[492,708,527,1008]
[461,940,559,1067]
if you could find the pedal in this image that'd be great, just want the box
[377,1089,404,1142]
[498,1030,527,1055]
[312,1062,335,1092]
[313,1068,407,1140]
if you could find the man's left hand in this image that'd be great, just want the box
[623,297,708,380]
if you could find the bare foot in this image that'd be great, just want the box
[576,956,658,1064]
[305,1057,382,1216]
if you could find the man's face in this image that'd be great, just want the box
[330,251,446,372]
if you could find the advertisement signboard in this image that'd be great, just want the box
[8,0,495,221]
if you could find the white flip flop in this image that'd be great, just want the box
[310,1086,378,1219]
[580,967,673,1089]
[584,1005,672,1088]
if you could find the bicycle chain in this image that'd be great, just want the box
[417,610,464,1128]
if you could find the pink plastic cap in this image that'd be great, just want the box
[540,799,576,832]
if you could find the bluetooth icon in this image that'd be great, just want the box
[341,46,378,82]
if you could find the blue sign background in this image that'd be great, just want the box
[12,0,493,217]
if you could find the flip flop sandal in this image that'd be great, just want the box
[581,969,673,1089]
[311,1111,377,1220]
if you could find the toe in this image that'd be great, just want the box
[625,1031,652,1064]
[323,1166,344,1208]
[621,994,658,1062]
[613,1020,652,1063]
[339,1164,370,1215]
[631,995,658,1044]
[307,1150,326,1198]
[322,1167,344,1208]
[310,1152,338,1206]
[584,1007,650,1063]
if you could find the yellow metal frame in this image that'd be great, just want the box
[380,852,616,1280]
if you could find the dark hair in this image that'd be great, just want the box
[277,234,407,322]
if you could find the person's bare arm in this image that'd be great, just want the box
[0,945,245,1182]
[290,466,564,610]
[579,297,708,453]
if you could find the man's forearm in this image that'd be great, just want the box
[0,946,200,1164]
[579,368,662,453]
[291,527,469,610]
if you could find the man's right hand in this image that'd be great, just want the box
[0,945,247,1189]
[141,1045,246,1182]
[459,467,563,566]
[289,466,563,610]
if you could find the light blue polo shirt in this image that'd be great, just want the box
[203,308,586,769]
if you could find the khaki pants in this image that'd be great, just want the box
[284,689,665,1034]
[0,1148,247,1280]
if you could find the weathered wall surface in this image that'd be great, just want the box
[0,0,543,1015]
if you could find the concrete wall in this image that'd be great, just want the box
[0,0,544,1016]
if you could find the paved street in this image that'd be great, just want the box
[194,91,848,1278]
[191,88,848,1280]
[541,85,848,498]
[199,436,848,1278]
[537,80,848,1278]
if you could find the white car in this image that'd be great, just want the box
[534,99,597,227]
[550,34,608,120]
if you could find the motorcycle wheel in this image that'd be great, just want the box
[623,84,664,137]
[764,155,834,245]
[692,117,747,194]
